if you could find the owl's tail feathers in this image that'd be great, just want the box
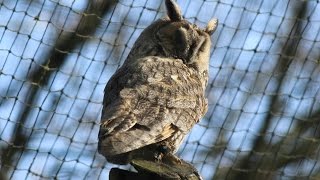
[98,123,180,165]
[99,128,145,156]
[98,131,162,165]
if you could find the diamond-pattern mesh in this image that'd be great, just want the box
[0,0,320,179]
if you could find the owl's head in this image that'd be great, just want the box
[127,0,217,74]
[156,0,217,70]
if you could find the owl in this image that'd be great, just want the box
[98,0,217,165]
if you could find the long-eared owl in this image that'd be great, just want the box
[98,0,218,165]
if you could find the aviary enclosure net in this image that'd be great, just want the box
[0,0,320,179]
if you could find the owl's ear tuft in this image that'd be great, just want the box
[165,0,183,21]
[205,18,218,35]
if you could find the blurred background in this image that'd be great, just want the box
[0,0,320,179]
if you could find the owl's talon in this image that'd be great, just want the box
[154,152,163,162]
[154,145,169,162]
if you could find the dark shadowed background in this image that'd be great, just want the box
[0,0,320,179]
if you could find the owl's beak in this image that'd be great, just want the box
[205,18,218,35]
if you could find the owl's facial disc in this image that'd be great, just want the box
[156,21,208,65]
[187,36,206,64]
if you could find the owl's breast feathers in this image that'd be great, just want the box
[98,56,208,158]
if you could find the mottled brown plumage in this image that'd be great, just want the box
[98,0,217,165]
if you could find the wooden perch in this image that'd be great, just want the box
[110,158,203,180]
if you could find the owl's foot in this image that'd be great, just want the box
[154,145,167,161]
[155,145,182,165]
[128,145,202,179]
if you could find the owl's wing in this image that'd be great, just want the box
[98,56,207,156]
